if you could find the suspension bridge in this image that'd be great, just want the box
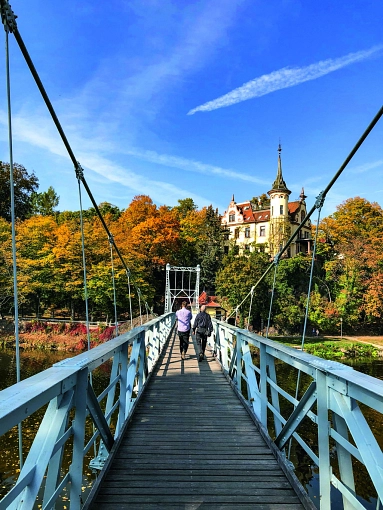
[0,2,383,509]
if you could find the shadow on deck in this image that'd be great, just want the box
[86,331,306,509]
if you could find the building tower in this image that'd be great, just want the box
[268,144,291,256]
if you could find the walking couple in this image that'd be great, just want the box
[176,301,213,362]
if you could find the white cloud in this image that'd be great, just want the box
[123,148,270,185]
[0,110,221,209]
[349,159,383,174]
[188,45,383,114]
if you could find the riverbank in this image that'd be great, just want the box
[0,315,156,351]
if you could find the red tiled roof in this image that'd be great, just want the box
[205,301,222,308]
[253,210,270,222]
[288,201,300,215]
[199,292,225,310]
[236,202,255,222]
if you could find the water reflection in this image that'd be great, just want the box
[1,349,382,509]
[0,349,111,509]
[274,358,383,509]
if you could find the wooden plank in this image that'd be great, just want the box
[94,494,302,503]
[91,504,303,510]
[88,333,306,509]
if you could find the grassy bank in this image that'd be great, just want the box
[270,335,383,360]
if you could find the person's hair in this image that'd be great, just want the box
[200,305,206,312]
[181,301,187,307]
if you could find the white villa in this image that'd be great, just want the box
[221,146,312,257]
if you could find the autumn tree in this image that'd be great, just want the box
[0,218,12,317]
[16,215,58,317]
[0,162,39,221]
[318,197,383,331]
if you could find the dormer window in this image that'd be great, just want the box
[229,214,235,222]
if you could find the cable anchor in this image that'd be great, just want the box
[75,162,84,180]
[0,0,17,33]
[314,190,325,210]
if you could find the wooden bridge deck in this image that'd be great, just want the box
[89,331,306,509]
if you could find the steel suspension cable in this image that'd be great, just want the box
[300,196,324,352]
[137,287,143,326]
[247,286,255,330]
[77,174,91,351]
[77,175,97,456]
[127,271,134,330]
[0,2,152,318]
[266,261,279,338]
[109,236,119,337]
[288,197,324,460]
[226,105,383,310]
[4,20,23,469]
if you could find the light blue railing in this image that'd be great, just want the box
[0,312,175,510]
[209,319,383,510]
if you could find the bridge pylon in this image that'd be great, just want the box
[164,264,200,313]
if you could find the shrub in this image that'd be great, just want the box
[99,326,116,343]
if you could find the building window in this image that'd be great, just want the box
[259,245,265,253]
[229,214,235,222]
[272,206,274,215]
[244,244,250,251]
[301,210,305,222]
[224,246,229,255]
[280,205,283,215]
[245,227,250,238]
[234,228,239,239]
[260,226,265,237]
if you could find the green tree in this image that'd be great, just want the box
[198,206,225,292]
[30,186,60,216]
[216,251,270,328]
[0,162,39,221]
[174,198,197,219]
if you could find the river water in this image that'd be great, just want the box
[0,349,111,508]
[0,349,382,509]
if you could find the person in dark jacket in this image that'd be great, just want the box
[193,305,213,362]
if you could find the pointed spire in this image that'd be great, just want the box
[231,193,235,202]
[299,187,307,202]
[269,143,291,194]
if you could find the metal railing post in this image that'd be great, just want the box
[317,370,331,509]
[69,368,89,508]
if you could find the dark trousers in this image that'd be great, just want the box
[178,330,190,354]
[196,332,207,356]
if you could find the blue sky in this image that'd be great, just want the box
[0,0,382,219]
